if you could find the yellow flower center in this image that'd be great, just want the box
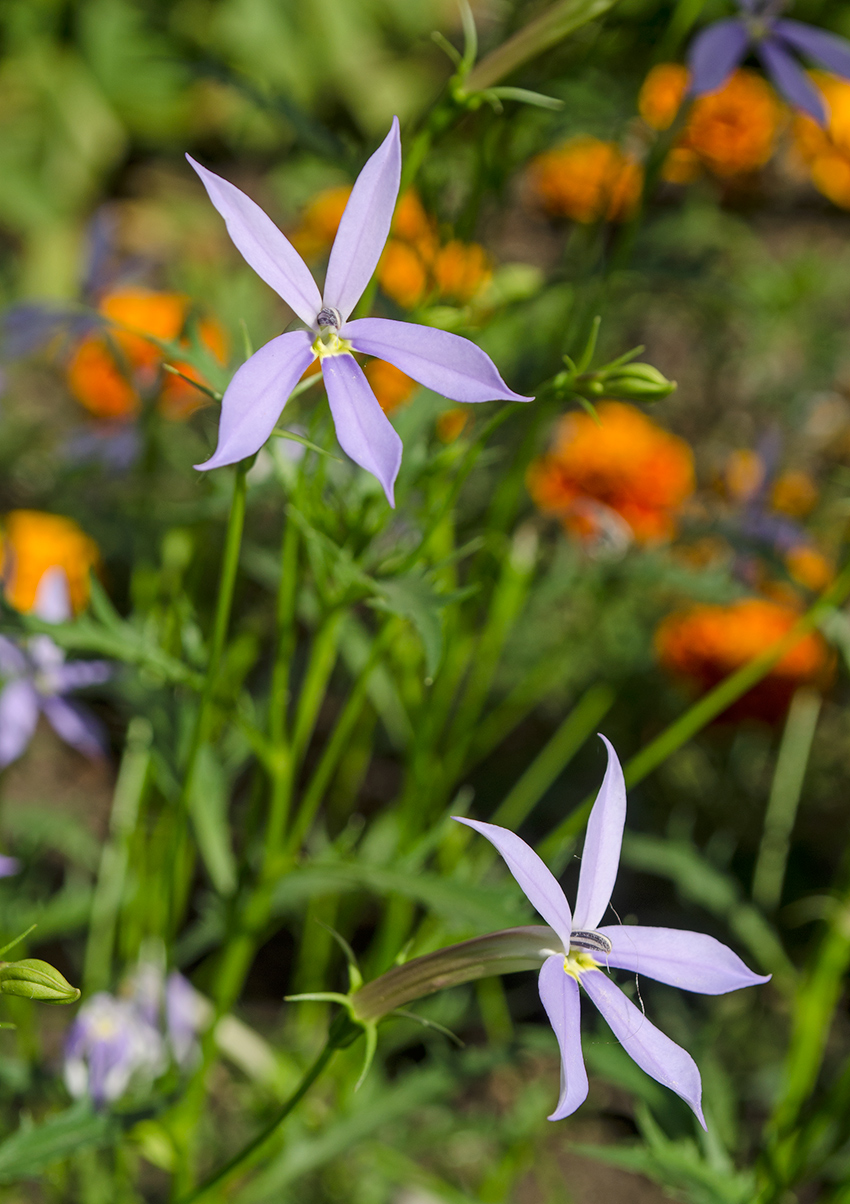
[563,948,602,981]
[312,328,353,360]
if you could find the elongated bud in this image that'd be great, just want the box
[584,362,676,403]
[350,926,559,1023]
[0,959,81,1004]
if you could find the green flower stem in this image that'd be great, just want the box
[268,512,300,749]
[541,558,850,871]
[752,688,822,913]
[175,1012,361,1204]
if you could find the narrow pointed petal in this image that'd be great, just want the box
[195,331,315,471]
[33,567,72,623]
[53,660,112,692]
[344,318,532,404]
[598,926,772,994]
[42,697,105,759]
[758,39,828,123]
[538,956,588,1120]
[0,680,39,768]
[582,971,706,1128]
[323,118,402,322]
[322,353,402,506]
[453,817,572,948]
[774,20,850,81]
[0,638,27,677]
[186,156,322,326]
[687,19,749,95]
[572,736,627,930]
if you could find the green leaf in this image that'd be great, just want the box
[0,1103,117,1182]
[369,574,456,677]
[188,746,237,897]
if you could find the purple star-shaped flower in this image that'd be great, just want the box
[688,0,850,124]
[64,992,166,1106]
[455,737,770,1126]
[187,119,531,506]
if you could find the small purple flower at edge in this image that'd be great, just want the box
[688,0,850,124]
[187,119,532,507]
[454,737,770,1126]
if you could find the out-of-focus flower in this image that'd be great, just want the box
[456,738,769,1125]
[527,138,643,223]
[290,185,353,259]
[0,856,19,877]
[434,241,492,304]
[656,597,833,720]
[792,74,850,207]
[725,447,766,501]
[785,545,833,591]
[639,63,690,130]
[771,469,818,516]
[680,70,783,179]
[527,402,695,545]
[165,972,209,1066]
[0,632,110,767]
[362,359,416,415]
[0,511,100,617]
[436,407,469,443]
[188,119,530,506]
[377,240,430,309]
[64,993,166,1107]
[687,0,850,125]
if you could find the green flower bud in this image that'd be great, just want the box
[0,959,81,1004]
[598,362,676,402]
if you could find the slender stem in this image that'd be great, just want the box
[752,688,822,913]
[268,512,299,748]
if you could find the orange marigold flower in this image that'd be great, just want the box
[378,239,429,308]
[639,63,689,131]
[159,316,229,421]
[655,597,833,720]
[527,401,694,544]
[100,289,187,369]
[785,546,833,592]
[792,73,850,208]
[0,511,100,616]
[392,190,439,262]
[363,359,416,415]
[290,185,352,258]
[771,469,818,517]
[677,69,782,178]
[528,138,643,223]
[434,241,492,304]
[67,337,140,421]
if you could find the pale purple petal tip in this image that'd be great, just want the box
[688,19,750,95]
[321,353,402,507]
[538,956,588,1120]
[600,926,772,994]
[186,155,322,326]
[774,20,850,82]
[582,971,706,1128]
[758,38,828,124]
[0,855,20,878]
[0,680,39,768]
[323,117,402,322]
[344,318,532,404]
[53,660,112,692]
[195,331,315,471]
[453,816,573,949]
[33,567,72,623]
[42,696,106,760]
[572,735,627,931]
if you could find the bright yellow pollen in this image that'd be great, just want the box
[312,330,353,360]
[563,948,601,981]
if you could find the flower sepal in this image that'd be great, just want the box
[0,958,81,1004]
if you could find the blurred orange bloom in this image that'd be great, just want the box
[771,469,818,517]
[793,73,850,208]
[434,241,492,304]
[527,401,694,544]
[676,69,782,179]
[639,63,689,131]
[67,289,226,422]
[290,185,352,258]
[725,448,765,502]
[528,137,643,222]
[0,511,100,616]
[363,359,416,414]
[785,545,833,592]
[436,407,469,443]
[655,597,833,720]
[392,190,440,261]
[378,240,430,309]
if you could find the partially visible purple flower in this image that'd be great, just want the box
[455,737,770,1125]
[187,119,532,506]
[63,424,141,473]
[166,972,209,1066]
[0,856,19,878]
[64,992,166,1107]
[688,0,850,124]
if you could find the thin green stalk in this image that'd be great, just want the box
[541,559,850,869]
[752,688,822,913]
[268,513,299,747]
[83,718,153,994]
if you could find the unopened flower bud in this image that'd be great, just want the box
[597,362,676,402]
[0,959,81,1004]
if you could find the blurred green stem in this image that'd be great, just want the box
[752,688,822,913]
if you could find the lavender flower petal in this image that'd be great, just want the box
[344,318,532,404]
[538,956,588,1120]
[195,331,315,471]
[186,156,322,326]
[582,970,706,1128]
[572,736,626,930]
[53,660,112,692]
[0,680,39,767]
[598,926,772,994]
[321,353,403,507]
[0,856,19,878]
[453,817,573,949]
[42,697,106,759]
[323,118,402,322]
[33,567,72,623]
[688,19,750,95]
[774,19,850,81]
[758,38,828,123]
[166,972,208,1066]
[0,637,27,677]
